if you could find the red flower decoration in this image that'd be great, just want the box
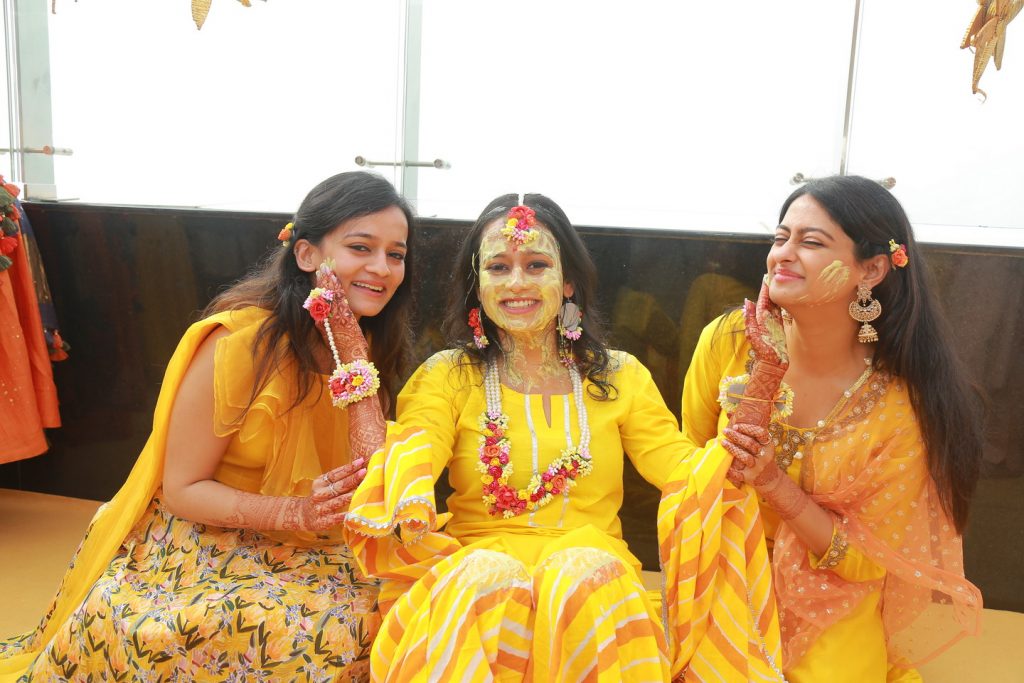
[307,297,331,322]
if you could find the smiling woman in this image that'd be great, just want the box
[0,171,419,682]
[341,193,788,681]
[686,175,984,682]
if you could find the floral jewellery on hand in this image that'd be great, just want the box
[303,260,380,409]
[277,221,295,247]
[478,361,593,519]
[718,374,794,421]
[468,307,489,349]
[889,239,909,268]
[848,282,882,344]
[500,205,539,247]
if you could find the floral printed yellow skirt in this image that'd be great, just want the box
[0,499,380,682]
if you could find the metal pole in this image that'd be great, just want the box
[839,0,864,175]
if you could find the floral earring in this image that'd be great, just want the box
[469,307,489,349]
[557,298,582,366]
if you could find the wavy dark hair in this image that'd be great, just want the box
[441,193,614,399]
[781,175,983,532]
[204,171,415,417]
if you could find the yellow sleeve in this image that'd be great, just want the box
[395,350,467,480]
[680,312,745,449]
[615,352,689,490]
[808,516,886,582]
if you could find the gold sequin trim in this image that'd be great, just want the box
[817,517,850,570]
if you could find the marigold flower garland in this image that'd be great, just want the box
[302,260,380,409]
[500,205,539,247]
[477,361,592,518]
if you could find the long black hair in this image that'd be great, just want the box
[205,171,415,415]
[441,193,615,399]
[781,175,983,532]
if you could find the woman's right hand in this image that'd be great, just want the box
[744,276,789,369]
[302,457,368,531]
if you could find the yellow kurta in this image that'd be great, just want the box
[0,307,380,682]
[681,312,980,682]
[344,349,785,682]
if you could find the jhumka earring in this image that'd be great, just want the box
[557,299,583,366]
[848,283,881,343]
[468,307,489,349]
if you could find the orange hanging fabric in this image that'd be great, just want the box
[0,180,60,463]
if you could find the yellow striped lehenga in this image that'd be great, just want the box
[344,351,785,682]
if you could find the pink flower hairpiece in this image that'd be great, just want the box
[500,205,539,247]
[303,260,380,408]
[889,239,909,268]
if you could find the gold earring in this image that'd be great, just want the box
[848,283,881,343]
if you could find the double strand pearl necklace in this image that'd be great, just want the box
[477,361,593,519]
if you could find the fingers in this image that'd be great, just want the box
[731,422,769,445]
[723,428,763,461]
[312,458,366,501]
[756,276,774,320]
[725,463,746,487]
[333,468,367,496]
[721,438,755,469]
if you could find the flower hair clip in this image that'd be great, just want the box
[303,260,380,409]
[501,205,539,247]
[278,222,295,247]
[888,239,909,268]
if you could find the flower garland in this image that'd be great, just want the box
[500,205,539,247]
[477,362,592,518]
[302,260,380,409]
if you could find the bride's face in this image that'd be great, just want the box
[477,221,572,336]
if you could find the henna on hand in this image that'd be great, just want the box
[759,471,810,521]
[723,424,770,486]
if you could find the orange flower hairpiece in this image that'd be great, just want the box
[277,222,295,246]
[889,239,909,268]
[501,206,539,247]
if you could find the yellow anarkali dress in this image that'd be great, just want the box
[680,312,982,682]
[344,349,786,682]
[0,307,382,682]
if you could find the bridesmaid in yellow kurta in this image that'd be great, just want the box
[684,176,983,682]
[344,194,785,682]
[0,171,418,682]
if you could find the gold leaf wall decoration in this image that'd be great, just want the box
[961,0,1024,96]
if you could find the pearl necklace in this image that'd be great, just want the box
[477,361,593,519]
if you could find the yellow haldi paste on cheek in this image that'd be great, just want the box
[818,260,851,302]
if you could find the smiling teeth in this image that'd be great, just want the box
[503,300,536,309]
[353,283,383,292]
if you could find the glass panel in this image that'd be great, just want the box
[415,0,855,231]
[848,0,1024,245]
[45,0,404,210]
[0,4,12,182]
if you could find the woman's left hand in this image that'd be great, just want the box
[722,423,779,488]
